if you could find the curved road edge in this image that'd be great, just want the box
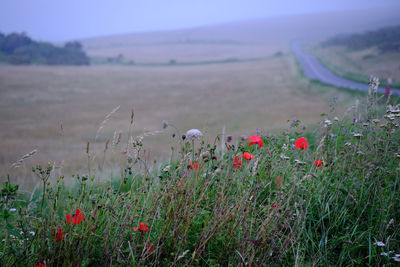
[291,42,400,96]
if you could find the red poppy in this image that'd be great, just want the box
[242,152,254,161]
[271,202,278,208]
[295,137,308,150]
[314,160,322,167]
[233,157,242,168]
[66,209,85,225]
[248,135,263,148]
[178,182,182,188]
[55,226,64,242]
[36,263,46,267]
[134,222,149,232]
[276,177,282,188]
[188,161,200,170]
[145,243,154,253]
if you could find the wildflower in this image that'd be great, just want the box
[294,159,306,165]
[393,256,400,262]
[146,243,154,253]
[66,209,85,225]
[280,155,290,160]
[134,222,149,232]
[233,157,242,168]
[248,135,263,148]
[36,262,46,267]
[242,152,254,161]
[226,135,232,143]
[315,160,323,167]
[271,202,278,208]
[352,133,363,138]
[374,241,385,247]
[276,177,282,187]
[178,182,182,188]
[188,161,200,170]
[323,119,332,127]
[9,208,16,212]
[186,129,202,141]
[54,227,64,242]
[295,137,308,150]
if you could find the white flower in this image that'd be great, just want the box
[294,159,306,165]
[334,117,339,121]
[186,129,203,141]
[280,155,290,160]
[393,256,400,262]
[352,133,363,138]
[324,119,332,126]
[29,231,35,236]
[374,241,385,247]
[9,208,17,212]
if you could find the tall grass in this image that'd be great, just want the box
[1,87,400,266]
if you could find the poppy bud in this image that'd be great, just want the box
[182,135,186,140]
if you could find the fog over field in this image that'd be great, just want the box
[1,2,400,187]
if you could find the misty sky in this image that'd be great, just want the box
[1,0,399,41]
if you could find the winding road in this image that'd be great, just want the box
[292,42,400,96]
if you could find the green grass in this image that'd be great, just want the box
[1,90,400,266]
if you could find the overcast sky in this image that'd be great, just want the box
[1,0,399,41]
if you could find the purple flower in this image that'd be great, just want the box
[353,118,358,123]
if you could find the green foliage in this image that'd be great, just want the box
[1,94,400,266]
[0,32,89,65]
[322,25,400,53]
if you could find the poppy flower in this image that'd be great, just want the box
[145,243,154,253]
[188,161,200,170]
[54,226,64,242]
[248,135,263,148]
[295,137,308,150]
[276,177,282,187]
[36,263,46,267]
[242,152,254,161]
[134,222,149,232]
[271,202,278,208]
[233,157,242,168]
[314,160,322,167]
[178,182,182,188]
[66,209,85,225]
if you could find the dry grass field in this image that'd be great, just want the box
[1,6,400,188]
[0,55,352,188]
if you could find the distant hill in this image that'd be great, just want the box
[322,25,400,53]
[79,6,400,63]
[0,32,89,65]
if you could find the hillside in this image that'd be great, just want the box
[80,6,400,63]
[322,25,400,53]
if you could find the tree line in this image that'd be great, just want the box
[0,32,90,65]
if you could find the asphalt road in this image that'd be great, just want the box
[292,42,400,96]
